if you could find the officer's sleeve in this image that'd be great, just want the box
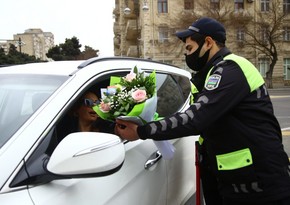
[137,61,251,140]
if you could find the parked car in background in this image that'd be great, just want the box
[0,57,198,205]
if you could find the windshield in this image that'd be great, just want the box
[0,74,67,148]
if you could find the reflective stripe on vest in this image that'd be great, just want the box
[224,54,264,92]
[190,84,204,144]
[190,84,199,105]
[204,54,263,170]
[206,53,265,92]
[216,148,253,170]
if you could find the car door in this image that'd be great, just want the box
[26,69,169,205]
[27,137,167,205]
[153,72,197,204]
[1,62,194,205]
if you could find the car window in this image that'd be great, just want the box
[156,73,191,117]
[55,70,191,143]
[88,71,191,117]
[0,74,67,148]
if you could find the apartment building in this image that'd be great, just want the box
[113,0,290,87]
[2,29,54,61]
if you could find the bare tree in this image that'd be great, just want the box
[175,0,289,88]
[236,0,289,88]
[176,1,234,32]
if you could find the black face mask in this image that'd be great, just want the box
[185,43,210,72]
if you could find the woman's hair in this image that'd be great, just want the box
[69,91,97,117]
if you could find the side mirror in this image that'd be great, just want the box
[47,132,125,177]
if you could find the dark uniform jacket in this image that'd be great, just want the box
[137,47,290,203]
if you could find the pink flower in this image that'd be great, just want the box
[124,73,136,82]
[100,101,111,113]
[132,89,147,103]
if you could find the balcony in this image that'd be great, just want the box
[126,45,138,57]
[125,19,138,40]
[113,3,120,16]
[114,36,121,47]
[113,22,121,34]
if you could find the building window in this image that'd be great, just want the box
[261,0,270,12]
[283,58,290,80]
[158,28,169,42]
[234,0,244,11]
[258,58,270,77]
[283,0,290,14]
[237,28,245,41]
[158,0,168,13]
[283,27,290,41]
[184,0,194,9]
[210,0,220,10]
[260,27,269,44]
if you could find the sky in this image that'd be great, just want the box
[0,0,115,57]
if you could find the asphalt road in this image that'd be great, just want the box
[269,88,290,158]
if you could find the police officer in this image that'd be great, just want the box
[115,17,290,205]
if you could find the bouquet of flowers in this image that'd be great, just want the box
[93,66,175,160]
[93,66,157,123]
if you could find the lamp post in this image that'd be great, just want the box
[124,7,131,15]
[16,37,25,53]
[123,0,149,58]
[142,0,149,11]
[0,38,25,53]
[141,0,149,59]
[124,0,140,57]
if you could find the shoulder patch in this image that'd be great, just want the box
[205,74,221,90]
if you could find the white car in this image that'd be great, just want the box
[0,57,198,205]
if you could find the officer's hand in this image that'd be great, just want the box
[115,119,140,141]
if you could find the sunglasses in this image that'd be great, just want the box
[82,98,100,107]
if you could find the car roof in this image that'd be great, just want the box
[0,57,190,78]
[0,60,83,76]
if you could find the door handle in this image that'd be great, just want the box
[144,151,162,169]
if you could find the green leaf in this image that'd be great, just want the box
[133,66,138,74]
[125,103,130,111]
